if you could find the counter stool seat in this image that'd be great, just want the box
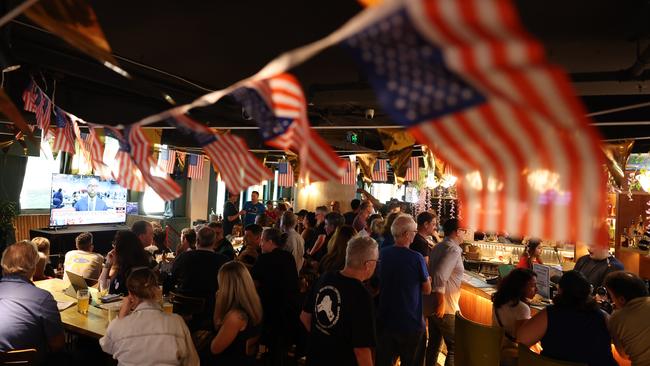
[455,311,503,366]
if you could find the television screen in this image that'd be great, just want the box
[50,174,127,226]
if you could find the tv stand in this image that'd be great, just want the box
[30,224,130,256]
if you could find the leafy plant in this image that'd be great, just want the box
[0,200,18,233]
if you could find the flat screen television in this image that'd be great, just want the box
[50,173,127,226]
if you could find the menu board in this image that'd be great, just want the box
[533,263,551,299]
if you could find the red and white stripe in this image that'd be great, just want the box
[278,162,294,187]
[187,154,205,179]
[22,82,37,113]
[52,110,76,155]
[247,74,345,183]
[114,149,146,192]
[340,160,357,185]
[158,148,176,174]
[172,114,272,193]
[372,159,388,182]
[127,125,182,201]
[34,94,52,136]
[405,156,420,182]
[402,0,606,245]
[70,117,112,179]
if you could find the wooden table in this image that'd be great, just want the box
[34,279,108,339]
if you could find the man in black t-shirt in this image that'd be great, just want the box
[251,228,299,366]
[222,192,241,236]
[343,199,361,226]
[171,227,229,330]
[410,211,437,264]
[301,236,379,366]
[574,246,624,289]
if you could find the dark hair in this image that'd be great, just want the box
[251,191,259,196]
[245,224,263,236]
[443,219,459,236]
[604,271,648,303]
[297,209,309,217]
[350,199,361,210]
[266,200,274,206]
[366,213,382,229]
[358,201,371,211]
[114,231,150,279]
[416,211,435,228]
[153,228,166,249]
[492,269,536,308]
[305,212,317,228]
[526,238,542,256]
[263,228,287,248]
[197,227,216,248]
[315,205,329,213]
[382,212,400,237]
[325,212,344,228]
[207,221,223,229]
[75,232,93,251]
[131,221,152,237]
[181,228,196,248]
[554,271,598,311]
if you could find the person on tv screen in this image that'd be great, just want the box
[74,178,108,211]
[52,188,64,208]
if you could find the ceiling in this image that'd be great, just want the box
[2,0,650,154]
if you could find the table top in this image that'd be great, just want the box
[34,279,108,339]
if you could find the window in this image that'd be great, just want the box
[20,142,62,210]
[370,183,405,204]
[143,185,165,215]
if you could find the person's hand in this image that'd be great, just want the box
[118,295,135,319]
[238,210,246,215]
[435,306,445,319]
[105,249,116,268]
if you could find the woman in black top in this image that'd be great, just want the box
[109,231,151,295]
[210,261,263,366]
[518,270,617,366]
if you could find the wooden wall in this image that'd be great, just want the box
[12,214,50,241]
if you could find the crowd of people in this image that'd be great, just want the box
[0,191,648,366]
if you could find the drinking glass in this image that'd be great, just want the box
[77,289,90,315]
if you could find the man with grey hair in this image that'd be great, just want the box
[376,214,432,366]
[300,236,379,366]
[0,241,65,360]
[280,211,305,272]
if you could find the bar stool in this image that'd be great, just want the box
[455,311,503,366]
[518,344,587,366]
[0,349,37,365]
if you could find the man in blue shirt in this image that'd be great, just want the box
[0,241,65,361]
[240,191,265,227]
[376,214,431,366]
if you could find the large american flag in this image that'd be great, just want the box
[187,153,204,180]
[405,156,420,182]
[372,159,388,182]
[52,107,76,154]
[342,0,606,244]
[69,116,111,179]
[277,161,294,187]
[157,148,176,174]
[231,73,345,183]
[168,114,272,193]
[340,160,357,185]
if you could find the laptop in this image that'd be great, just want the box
[64,271,99,303]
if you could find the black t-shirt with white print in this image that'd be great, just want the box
[303,271,376,366]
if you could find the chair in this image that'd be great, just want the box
[168,291,206,316]
[0,349,37,365]
[518,344,587,366]
[498,264,515,278]
[455,311,504,366]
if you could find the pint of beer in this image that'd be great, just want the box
[77,289,90,315]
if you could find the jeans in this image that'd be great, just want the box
[376,329,424,366]
[428,314,455,366]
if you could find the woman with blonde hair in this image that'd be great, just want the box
[210,261,263,365]
[320,225,357,273]
[32,237,54,280]
[100,268,198,366]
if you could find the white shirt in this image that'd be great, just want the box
[99,301,199,366]
[429,237,464,314]
[88,197,95,211]
[63,250,104,280]
[493,301,530,339]
[283,228,304,272]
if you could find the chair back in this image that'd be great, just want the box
[0,349,37,365]
[518,344,587,366]
[169,291,206,315]
[455,311,503,366]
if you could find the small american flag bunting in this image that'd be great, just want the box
[52,107,76,154]
[372,159,388,182]
[157,148,176,174]
[188,154,205,180]
[277,161,294,187]
[405,156,420,182]
[340,160,357,185]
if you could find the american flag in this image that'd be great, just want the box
[231,73,345,182]
[168,114,272,193]
[340,160,357,185]
[187,153,204,180]
[106,127,146,192]
[157,148,176,174]
[342,0,606,244]
[83,127,112,179]
[372,159,388,182]
[277,161,294,187]
[52,107,76,154]
[22,82,52,136]
[405,156,420,182]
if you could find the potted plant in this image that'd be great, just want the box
[0,200,18,253]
